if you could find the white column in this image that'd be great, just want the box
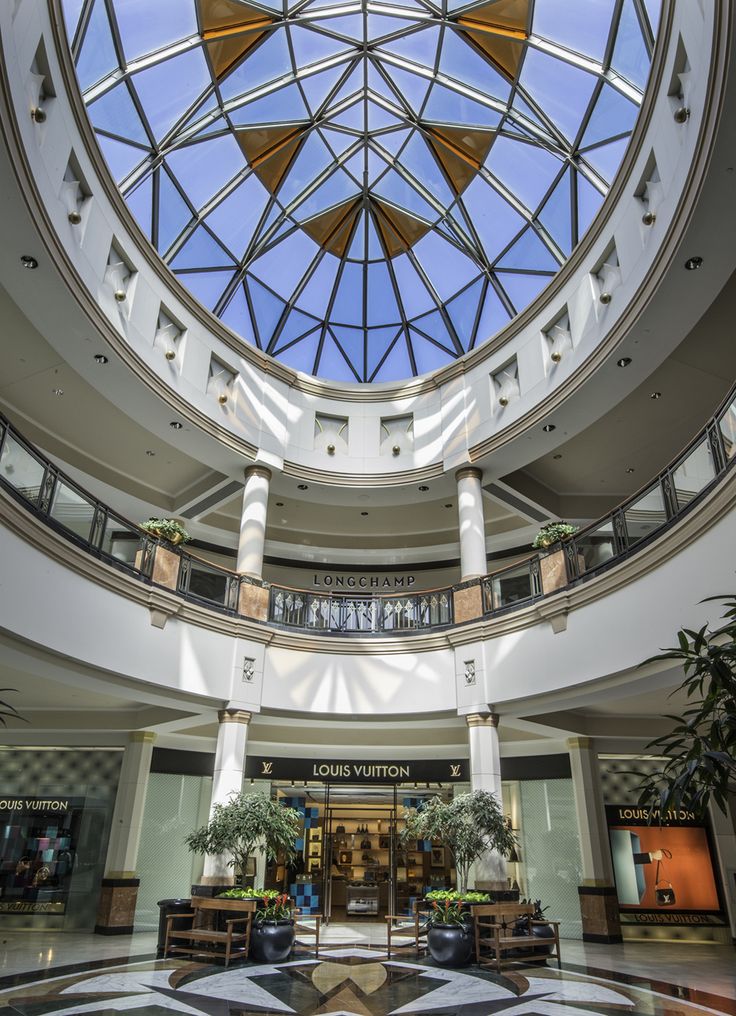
[104,731,156,877]
[567,737,613,885]
[456,467,487,580]
[466,712,506,888]
[237,466,271,577]
[202,709,252,883]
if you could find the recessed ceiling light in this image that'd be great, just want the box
[650,391,662,400]
[553,454,563,460]
[169,421,183,430]
[297,483,308,490]
[444,503,453,508]
[275,501,284,507]
[617,357,632,368]
[542,424,556,432]
[20,255,38,269]
[145,450,155,457]
[418,485,429,491]
[684,256,703,271]
[94,354,109,364]
[626,467,635,473]
[360,511,369,516]
[52,387,64,396]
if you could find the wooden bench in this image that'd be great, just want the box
[293,907,322,956]
[473,902,561,971]
[384,902,431,958]
[164,896,256,967]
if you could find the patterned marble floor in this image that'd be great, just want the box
[0,943,734,1016]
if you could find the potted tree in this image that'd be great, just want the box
[250,892,295,962]
[403,791,516,967]
[186,792,301,954]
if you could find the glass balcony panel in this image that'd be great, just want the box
[186,560,230,606]
[273,589,307,627]
[307,594,331,629]
[491,563,534,608]
[718,397,736,460]
[49,479,96,541]
[0,432,46,505]
[574,520,615,573]
[671,439,716,510]
[100,513,142,566]
[623,483,667,547]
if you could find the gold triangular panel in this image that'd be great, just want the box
[457,26,526,78]
[199,0,275,80]
[372,200,431,258]
[457,0,529,34]
[236,125,308,192]
[302,199,361,257]
[425,125,495,193]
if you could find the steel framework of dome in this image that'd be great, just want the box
[65,0,659,382]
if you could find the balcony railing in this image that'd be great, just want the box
[0,382,734,635]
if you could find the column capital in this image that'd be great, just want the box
[218,708,253,725]
[455,466,483,484]
[244,465,272,482]
[567,736,593,750]
[466,712,499,728]
[128,731,157,744]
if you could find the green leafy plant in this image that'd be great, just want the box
[217,887,280,900]
[186,792,301,876]
[429,898,468,926]
[532,521,579,549]
[634,595,736,817]
[425,889,490,903]
[0,689,25,727]
[140,517,191,545]
[255,892,292,923]
[402,791,515,895]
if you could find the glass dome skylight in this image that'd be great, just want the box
[64,0,659,382]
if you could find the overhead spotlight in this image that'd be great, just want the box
[360,511,368,516]
[145,450,155,457]
[164,349,176,361]
[275,501,284,507]
[169,421,183,430]
[673,106,690,124]
[418,485,429,492]
[642,210,656,226]
[650,391,662,400]
[550,350,562,363]
[297,483,308,490]
[684,256,703,271]
[553,454,562,460]
[52,387,64,396]
[94,354,108,364]
[542,423,556,432]
[444,503,453,508]
[599,292,612,305]
[20,255,38,269]
[617,357,632,368]
[625,467,635,474]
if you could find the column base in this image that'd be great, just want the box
[94,878,140,936]
[578,885,622,943]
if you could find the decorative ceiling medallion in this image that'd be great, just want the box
[69,0,657,381]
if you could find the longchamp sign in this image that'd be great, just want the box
[245,756,469,784]
[312,573,416,589]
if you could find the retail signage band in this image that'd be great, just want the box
[245,757,468,783]
[0,798,72,812]
[312,573,416,589]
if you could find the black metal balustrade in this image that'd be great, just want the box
[0,382,734,633]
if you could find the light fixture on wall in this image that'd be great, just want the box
[169,421,183,430]
[20,255,38,269]
[684,256,703,270]
[617,357,632,368]
[94,354,108,364]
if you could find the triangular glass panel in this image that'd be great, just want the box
[582,136,630,184]
[495,270,550,312]
[289,25,353,67]
[96,134,148,184]
[294,253,341,317]
[114,0,197,63]
[331,262,364,326]
[251,230,321,299]
[367,14,420,40]
[332,102,365,132]
[581,84,639,148]
[247,275,287,346]
[332,325,367,375]
[367,326,402,377]
[321,126,360,158]
[539,168,572,255]
[157,170,194,253]
[301,64,352,115]
[411,309,455,351]
[409,330,456,375]
[519,47,597,143]
[175,269,234,310]
[373,169,435,221]
[371,332,413,381]
[367,262,401,325]
[379,25,440,66]
[611,0,651,90]
[125,172,153,240]
[170,225,236,270]
[373,128,412,159]
[219,285,259,348]
[88,83,149,145]
[75,0,118,91]
[576,171,605,236]
[219,31,293,101]
[230,83,309,125]
[329,64,364,108]
[278,133,336,206]
[273,308,322,351]
[321,14,364,43]
[390,253,435,316]
[316,333,361,383]
[166,134,244,209]
[203,175,270,260]
[380,64,431,115]
[296,168,360,220]
[274,329,321,374]
[474,282,511,349]
[412,229,476,301]
[446,276,484,351]
[438,27,511,102]
[423,83,501,128]
[62,0,85,40]
[367,101,402,132]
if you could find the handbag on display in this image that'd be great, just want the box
[360,837,372,850]
[654,857,676,906]
[335,825,345,834]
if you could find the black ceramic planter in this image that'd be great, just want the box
[427,924,474,967]
[251,920,295,963]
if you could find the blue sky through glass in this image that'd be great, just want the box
[68,0,656,382]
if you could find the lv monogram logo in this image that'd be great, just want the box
[261,761,273,775]
[450,764,461,777]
